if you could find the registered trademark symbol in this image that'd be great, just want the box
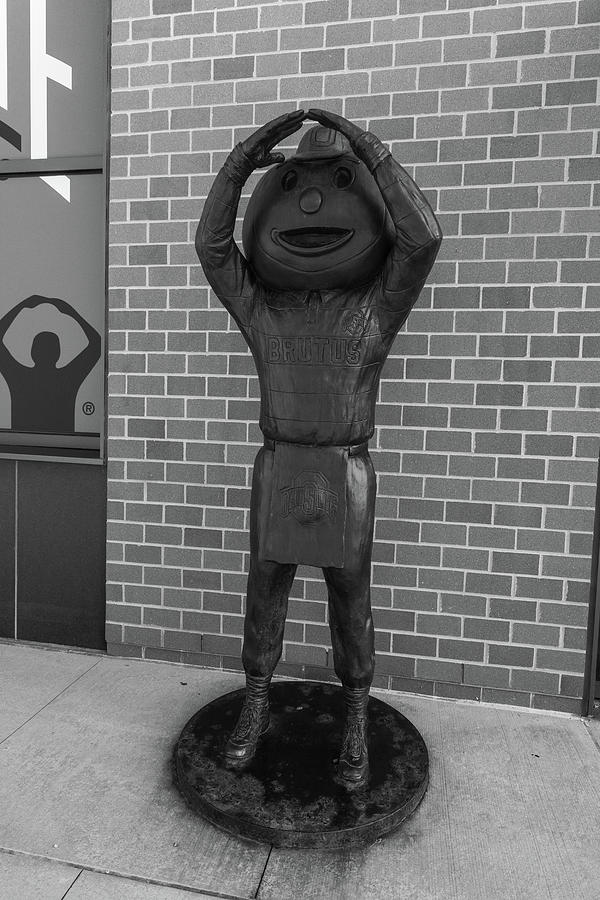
[82,401,95,415]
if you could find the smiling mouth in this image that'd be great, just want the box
[272,227,354,255]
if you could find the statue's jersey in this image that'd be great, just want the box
[233,284,402,446]
[196,148,442,448]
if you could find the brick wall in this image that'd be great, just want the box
[106,0,600,714]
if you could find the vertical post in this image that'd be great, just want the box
[583,453,600,715]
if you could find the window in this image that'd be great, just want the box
[0,0,108,459]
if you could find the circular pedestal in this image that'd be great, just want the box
[173,681,428,849]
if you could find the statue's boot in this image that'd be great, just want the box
[223,674,271,764]
[337,686,370,785]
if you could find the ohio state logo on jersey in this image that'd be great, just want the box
[280,470,339,525]
[341,309,368,337]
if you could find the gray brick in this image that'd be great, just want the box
[550,24,600,53]
[367,117,414,141]
[394,39,442,68]
[377,655,416,678]
[579,0,600,23]
[464,618,510,641]
[561,675,585,701]
[483,688,531,708]
[305,0,349,24]
[574,54,600,82]
[441,593,486,617]
[503,360,552,383]
[301,48,345,73]
[438,683,483,701]
[547,79,597,106]
[132,17,171,40]
[443,35,491,62]
[423,11,470,37]
[536,648,585,674]
[439,639,484,662]
[467,573,513,598]
[473,7,523,33]
[493,83,543,110]
[420,64,467,90]
[216,8,257,32]
[564,627,586,651]
[418,614,461,637]
[416,659,463,683]
[393,634,437,657]
[214,56,255,81]
[496,30,546,58]
[568,156,600,181]
[464,664,510,689]
[153,0,191,11]
[525,435,573,457]
[491,140,542,168]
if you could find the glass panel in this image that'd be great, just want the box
[0,173,104,454]
[1,0,107,161]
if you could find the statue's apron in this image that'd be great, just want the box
[261,442,349,568]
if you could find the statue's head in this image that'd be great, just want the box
[242,125,394,291]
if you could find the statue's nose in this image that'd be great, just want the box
[299,187,322,214]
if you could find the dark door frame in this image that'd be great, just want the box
[583,454,600,716]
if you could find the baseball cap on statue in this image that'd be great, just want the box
[293,125,351,161]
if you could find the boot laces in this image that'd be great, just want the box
[342,717,366,760]
[231,703,264,741]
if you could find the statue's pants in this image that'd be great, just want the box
[242,444,376,690]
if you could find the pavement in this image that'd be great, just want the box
[1,641,600,900]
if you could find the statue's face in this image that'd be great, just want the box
[242,153,394,291]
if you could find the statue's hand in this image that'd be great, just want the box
[307,107,390,173]
[306,108,364,148]
[240,109,305,169]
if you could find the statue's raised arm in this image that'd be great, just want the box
[307,108,442,334]
[195,109,306,322]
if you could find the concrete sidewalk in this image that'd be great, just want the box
[1,642,600,900]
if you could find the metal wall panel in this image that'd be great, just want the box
[0,460,16,638]
[17,460,106,649]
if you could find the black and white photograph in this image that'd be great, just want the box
[1,0,599,897]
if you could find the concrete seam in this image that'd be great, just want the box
[0,657,103,748]
[59,866,83,900]
[254,845,274,899]
[0,846,248,900]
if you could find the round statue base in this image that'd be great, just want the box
[173,681,429,849]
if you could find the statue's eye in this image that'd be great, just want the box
[282,170,298,191]
[332,166,354,189]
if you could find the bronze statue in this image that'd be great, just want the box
[196,109,442,785]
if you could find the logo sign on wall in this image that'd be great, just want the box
[0,0,107,457]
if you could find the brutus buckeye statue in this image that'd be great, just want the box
[196,109,442,785]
